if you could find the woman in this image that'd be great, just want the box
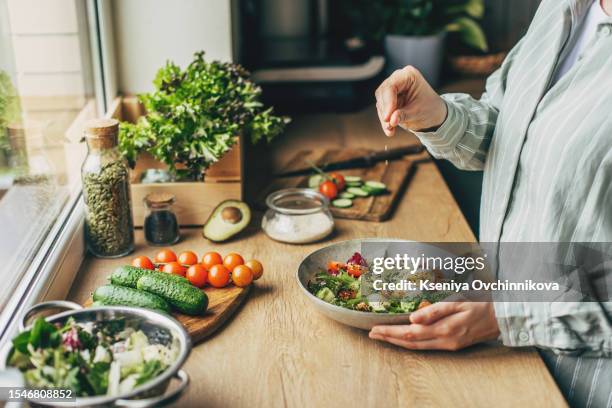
[372,0,612,406]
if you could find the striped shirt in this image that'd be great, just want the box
[411,0,612,406]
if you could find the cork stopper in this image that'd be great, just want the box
[144,192,176,208]
[84,118,119,149]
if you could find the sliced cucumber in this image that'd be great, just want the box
[346,181,363,188]
[365,181,387,191]
[332,198,353,208]
[346,187,369,197]
[344,176,362,183]
[363,185,386,196]
[308,174,323,188]
[339,192,355,199]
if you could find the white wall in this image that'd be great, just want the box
[112,0,234,94]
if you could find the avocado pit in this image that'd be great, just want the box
[221,206,242,224]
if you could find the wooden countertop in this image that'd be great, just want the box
[68,106,566,407]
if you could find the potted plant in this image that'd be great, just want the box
[119,51,289,182]
[343,0,488,86]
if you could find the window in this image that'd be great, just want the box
[0,0,99,316]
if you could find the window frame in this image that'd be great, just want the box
[0,0,115,346]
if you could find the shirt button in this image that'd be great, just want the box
[518,331,530,343]
[600,25,611,36]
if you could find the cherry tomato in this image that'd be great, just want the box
[327,261,346,275]
[186,264,208,287]
[223,253,244,271]
[154,249,177,264]
[347,263,365,278]
[178,251,198,266]
[162,261,186,276]
[245,260,264,280]
[319,180,338,200]
[208,264,231,288]
[329,172,346,191]
[201,251,223,270]
[232,265,253,287]
[132,256,154,270]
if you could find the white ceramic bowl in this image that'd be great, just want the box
[297,238,419,330]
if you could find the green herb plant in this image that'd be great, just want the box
[344,0,488,52]
[119,51,289,180]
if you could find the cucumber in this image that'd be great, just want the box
[332,198,353,208]
[316,287,335,303]
[339,192,355,199]
[137,273,208,315]
[362,185,386,196]
[346,181,363,188]
[308,174,323,188]
[93,284,170,313]
[365,180,387,192]
[346,187,369,197]
[344,176,362,183]
[110,266,189,288]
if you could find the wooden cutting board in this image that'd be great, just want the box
[260,148,416,221]
[85,284,250,344]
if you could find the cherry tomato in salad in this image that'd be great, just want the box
[186,264,208,287]
[327,261,346,275]
[132,256,154,270]
[178,251,199,266]
[223,253,244,271]
[245,260,264,280]
[162,261,186,276]
[232,265,254,287]
[154,249,177,264]
[319,180,338,200]
[208,264,231,288]
[201,251,223,270]
[347,263,365,278]
[329,172,346,191]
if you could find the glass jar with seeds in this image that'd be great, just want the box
[81,118,134,258]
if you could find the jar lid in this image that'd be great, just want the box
[84,118,119,136]
[144,192,176,208]
[84,118,119,148]
[265,188,329,215]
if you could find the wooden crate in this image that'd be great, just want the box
[106,97,243,227]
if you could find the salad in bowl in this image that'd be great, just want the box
[297,238,452,330]
[8,317,179,397]
[2,302,190,407]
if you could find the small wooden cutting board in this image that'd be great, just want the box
[260,148,416,221]
[85,285,250,344]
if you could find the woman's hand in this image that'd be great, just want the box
[374,65,448,137]
[369,301,500,350]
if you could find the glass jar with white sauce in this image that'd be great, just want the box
[262,188,334,244]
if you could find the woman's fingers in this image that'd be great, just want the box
[410,302,459,325]
[370,332,462,351]
[375,89,395,136]
[380,85,398,122]
[370,324,435,341]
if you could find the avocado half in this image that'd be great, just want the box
[202,200,251,242]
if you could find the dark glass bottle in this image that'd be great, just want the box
[143,192,180,246]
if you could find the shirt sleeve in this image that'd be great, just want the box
[409,38,524,171]
[494,301,612,357]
